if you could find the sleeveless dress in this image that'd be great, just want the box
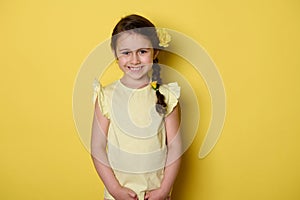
[93,80,180,200]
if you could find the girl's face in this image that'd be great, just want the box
[115,32,158,83]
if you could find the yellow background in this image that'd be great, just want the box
[1,0,300,199]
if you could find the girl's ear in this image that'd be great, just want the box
[154,50,159,60]
[112,49,117,59]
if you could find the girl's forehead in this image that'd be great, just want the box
[116,32,153,50]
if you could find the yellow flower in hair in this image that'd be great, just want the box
[151,81,158,90]
[156,28,171,47]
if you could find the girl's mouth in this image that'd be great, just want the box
[128,66,143,71]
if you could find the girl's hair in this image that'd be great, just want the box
[111,14,167,115]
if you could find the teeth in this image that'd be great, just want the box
[129,66,142,71]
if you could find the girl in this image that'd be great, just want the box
[91,14,182,200]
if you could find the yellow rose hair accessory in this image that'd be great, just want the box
[151,81,158,91]
[156,28,171,47]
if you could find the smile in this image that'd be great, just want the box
[128,66,143,71]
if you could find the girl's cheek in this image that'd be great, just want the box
[117,57,127,64]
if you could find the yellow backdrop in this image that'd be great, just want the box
[1,0,299,199]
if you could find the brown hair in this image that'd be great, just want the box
[111,14,167,115]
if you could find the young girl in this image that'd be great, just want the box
[91,14,181,200]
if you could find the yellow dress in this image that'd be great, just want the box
[93,80,180,200]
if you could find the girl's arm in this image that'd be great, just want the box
[145,104,182,200]
[91,100,138,200]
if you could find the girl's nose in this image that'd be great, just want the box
[130,53,141,65]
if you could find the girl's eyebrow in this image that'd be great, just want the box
[119,47,151,52]
[119,48,130,51]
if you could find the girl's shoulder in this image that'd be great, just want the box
[160,82,181,99]
[101,80,119,90]
[158,82,180,116]
[94,80,119,95]
[92,79,118,102]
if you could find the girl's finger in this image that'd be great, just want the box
[128,190,137,198]
[144,191,150,199]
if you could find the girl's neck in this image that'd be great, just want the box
[120,76,150,89]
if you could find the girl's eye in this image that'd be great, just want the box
[139,50,148,54]
[122,51,130,55]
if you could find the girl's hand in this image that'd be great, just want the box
[144,188,171,200]
[111,186,138,200]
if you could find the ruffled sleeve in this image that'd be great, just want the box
[93,79,109,118]
[159,82,181,116]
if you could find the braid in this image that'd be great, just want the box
[152,59,162,84]
[152,60,167,115]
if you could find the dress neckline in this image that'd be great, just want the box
[118,80,150,91]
